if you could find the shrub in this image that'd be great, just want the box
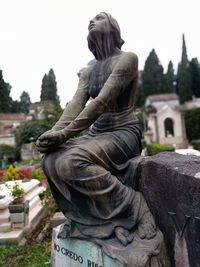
[0,145,16,163]
[191,139,200,151]
[3,165,20,181]
[39,185,59,215]
[15,119,54,160]
[0,170,4,181]
[183,108,200,141]
[2,164,46,181]
[146,143,175,156]
[31,168,44,180]
[18,168,32,180]
[11,183,25,203]
[141,139,147,149]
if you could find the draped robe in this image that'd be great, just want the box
[43,52,163,266]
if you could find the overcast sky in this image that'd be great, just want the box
[0,0,200,107]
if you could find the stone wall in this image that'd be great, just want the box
[21,143,41,161]
[139,152,200,267]
[0,135,15,146]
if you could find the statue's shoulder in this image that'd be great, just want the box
[78,59,96,78]
[112,51,138,71]
[118,51,138,64]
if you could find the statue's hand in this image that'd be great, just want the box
[36,129,67,153]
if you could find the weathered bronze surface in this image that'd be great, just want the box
[36,12,164,266]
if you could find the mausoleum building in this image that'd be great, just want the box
[144,93,188,148]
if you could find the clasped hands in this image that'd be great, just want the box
[36,129,68,153]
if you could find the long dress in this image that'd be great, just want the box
[43,51,164,266]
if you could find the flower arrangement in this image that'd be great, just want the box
[30,169,43,180]
[0,170,4,181]
[1,165,45,182]
[10,183,25,204]
[19,168,32,180]
[3,165,19,181]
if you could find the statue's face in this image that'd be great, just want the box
[88,13,111,34]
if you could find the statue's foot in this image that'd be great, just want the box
[57,222,71,239]
[115,227,134,246]
[138,210,157,240]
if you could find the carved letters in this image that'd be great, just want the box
[53,242,103,267]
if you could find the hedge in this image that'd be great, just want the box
[191,139,200,151]
[146,143,175,156]
[183,108,200,141]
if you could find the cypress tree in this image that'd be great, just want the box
[40,69,60,107]
[141,49,164,101]
[190,58,200,98]
[11,100,21,113]
[0,69,12,113]
[20,91,31,114]
[176,35,192,103]
[163,61,175,93]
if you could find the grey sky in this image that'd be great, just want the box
[0,0,199,107]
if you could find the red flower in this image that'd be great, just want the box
[18,168,32,180]
[0,170,4,181]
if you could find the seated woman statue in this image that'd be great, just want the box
[36,12,157,248]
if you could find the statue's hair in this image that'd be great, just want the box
[87,12,125,60]
[100,12,124,49]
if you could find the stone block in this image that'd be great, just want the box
[0,222,11,232]
[51,226,169,267]
[0,208,10,224]
[139,152,200,267]
[0,229,24,245]
[51,226,123,267]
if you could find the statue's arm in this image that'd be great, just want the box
[62,52,138,138]
[51,68,90,131]
[36,53,138,151]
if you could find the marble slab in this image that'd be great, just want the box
[51,225,123,267]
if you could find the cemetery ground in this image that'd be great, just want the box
[0,211,52,267]
[0,163,58,267]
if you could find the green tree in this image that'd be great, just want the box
[40,69,60,107]
[11,100,21,113]
[15,120,52,146]
[136,49,164,107]
[15,120,54,159]
[42,100,62,122]
[163,61,175,93]
[183,108,200,141]
[176,35,192,103]
[190,58,200,97]
[20,91,31,114]
[0,70,12,113]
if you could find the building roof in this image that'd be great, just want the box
[147,93,179,103]
[0,113,26,121]
[29,102,45,109]
[145,93,180,113]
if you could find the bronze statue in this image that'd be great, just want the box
[36,12,163,266]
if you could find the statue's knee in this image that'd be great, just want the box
[55,156,76,181]
[42,154,53,174]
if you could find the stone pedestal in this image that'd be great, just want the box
[51,225,169,267]
[51,226,123,267]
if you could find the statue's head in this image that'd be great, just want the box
[87,12,124,60]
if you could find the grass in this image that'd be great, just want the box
[0,242,51,267]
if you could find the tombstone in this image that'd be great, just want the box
[0,179,45,244]
[51,225,168,267]
[139,152,200,267]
